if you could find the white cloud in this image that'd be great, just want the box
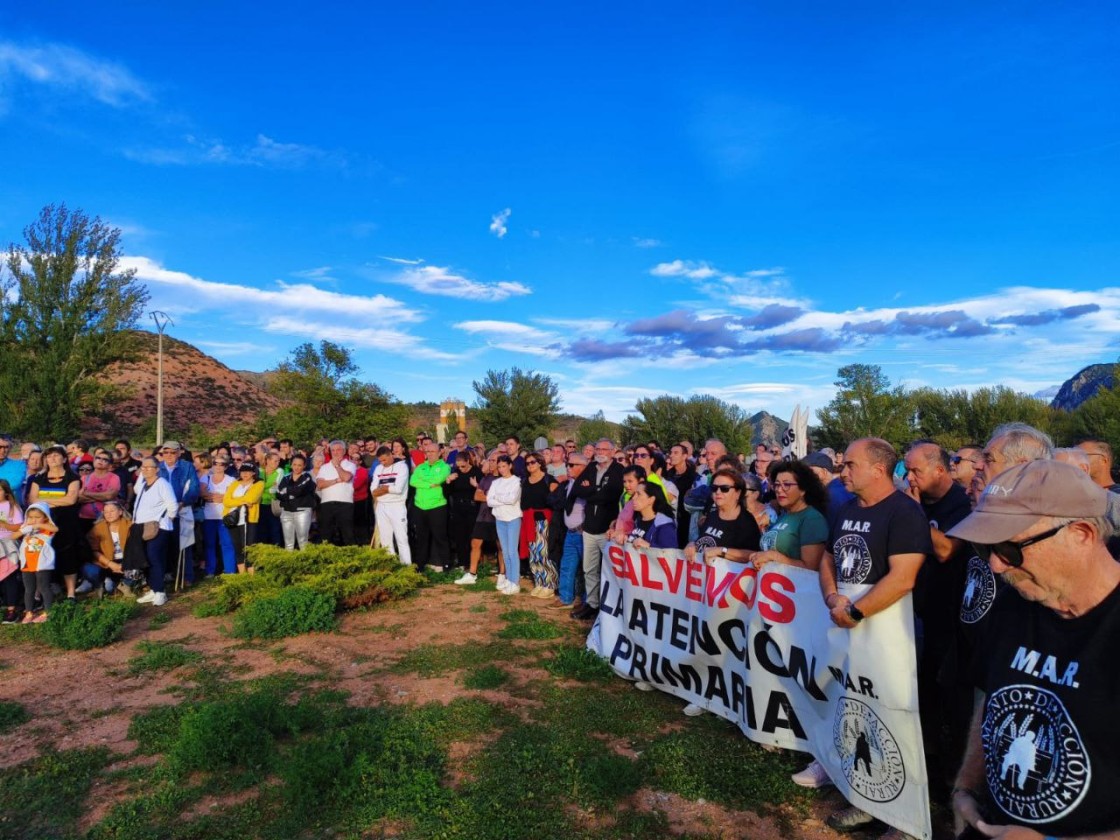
[124,255,421,322]
[489,208,511,239]
[454,319,560,357]
[261,316,459,361]
[381,264,531,301]
[291,266,336,283]
[633,237,664,248]
[125,133,353,170]
[651,259,718,279]
[0,40,151,107]
[379,256,424,266]
[194,340,273,356]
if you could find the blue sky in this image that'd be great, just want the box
[2,3,1118,423]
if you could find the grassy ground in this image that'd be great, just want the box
[0,571,820,840]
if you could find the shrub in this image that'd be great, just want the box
[545,647,614,682]
[41,599,137,650]
[126,641,203,676]
[231,586,337,640]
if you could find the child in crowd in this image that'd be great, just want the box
[19,502,57,623]
[0,479,23,623]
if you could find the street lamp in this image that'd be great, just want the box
[150,311,174,444]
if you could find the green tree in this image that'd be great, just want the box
[471,367,560,446]
[576,410,617,445]
[1067,364,1120,455]
[265,341,410,445]
[815,364,913,450]
[0,204,149,439]
[625,394,753,454]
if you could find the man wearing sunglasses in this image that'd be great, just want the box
[947,459,1120,840]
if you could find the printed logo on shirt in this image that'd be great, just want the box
[833,533,873,583]
[961,554,998,624]
[982,684,1090,825]
[832,697,906,803]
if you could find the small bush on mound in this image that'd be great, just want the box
[41,599,137,650]
[127,641,203,675]
[194,544,423,620]
[231,586,338,640]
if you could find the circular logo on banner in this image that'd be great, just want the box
[961,554,998,624]
[833,534,873,584]
[832,697,906,802]
[982,685,1090,824]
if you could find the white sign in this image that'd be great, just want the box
[588,544,931,840]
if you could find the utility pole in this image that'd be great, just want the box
[150,311,174,445]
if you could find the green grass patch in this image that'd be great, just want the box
[231,586,338,640]
[148,611,172,629]
[127,641,203,676]
[0,700,29,732]
[0,747,112,840]
[496,608,563,640]
[41,598,138,650]
[545,646,614,682]
[468,603,488,614]
[462,664,509,690]
[391,640,523,678]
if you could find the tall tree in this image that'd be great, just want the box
[471,367,560,445]
[266,341,410,444]
[577,410,617,445]
[815,364,913,450]
[625,394,753,454]
[1067,364,1120,455]
[0,204,149,440]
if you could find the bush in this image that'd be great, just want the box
[41,599,137,650]
[126,641,203,676]
[195,543,424,621]
[231,586,337,640]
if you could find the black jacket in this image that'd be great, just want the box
[570,460,624,535]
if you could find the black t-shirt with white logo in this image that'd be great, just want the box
[829,491,932,585]
[695,508,761,552]
[973,582,1120,835]
[917,482,972,633]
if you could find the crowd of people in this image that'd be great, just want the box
[0,421,1117,840]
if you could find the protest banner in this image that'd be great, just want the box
[587,544,932,840]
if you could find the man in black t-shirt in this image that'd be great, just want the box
[818,438,932,835]
[948,460,1120,839]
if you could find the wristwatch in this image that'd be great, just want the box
[720,546,727,557]
[846,603,864,623]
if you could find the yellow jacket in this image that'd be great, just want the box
[222,480,264,524]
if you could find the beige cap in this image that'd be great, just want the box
[948,459,1108,544]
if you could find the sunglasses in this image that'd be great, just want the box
[711,484,737,493]
[633,453,651,459]
[970,523,1068,569]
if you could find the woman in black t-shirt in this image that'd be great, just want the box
[684,467,761,565]
[27,445,82,600]
[520,453,559,598]
[446,450,482,571]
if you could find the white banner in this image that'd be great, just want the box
[588,544,931,840]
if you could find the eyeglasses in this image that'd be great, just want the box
[614,456,626,463]
[633,453,651,460]
[711,484,737,493]
[79,467,93,473]
[773,481,798,490]
[971,523,1069,568]
[94,457,110,462]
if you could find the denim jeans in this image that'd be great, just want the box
[558,530,584,605]
[204,518,236,574]
[495,518,522,588]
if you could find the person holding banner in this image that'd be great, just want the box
[626,481,677,550]
[754,460,829,571]
[818,438,932,836]
[948,459,1120,840]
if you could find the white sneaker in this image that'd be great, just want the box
[682,703,704,717]
[791,759,833,789]
[501,581,521,595]
[75,580,94,595]
[496,574,507,589]
[152,592,168,607]
[136,590,157,604]
[634,681,655,692]
[454,572,477,585]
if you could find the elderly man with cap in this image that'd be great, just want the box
[948,460,1120,840]
[157,441,200,584]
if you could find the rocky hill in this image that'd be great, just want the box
[90,331,286,439]
[750,411,789,448]
[1050,363,1116,412]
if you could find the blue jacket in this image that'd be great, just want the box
[160,459,200,507]
[0,458,27,501]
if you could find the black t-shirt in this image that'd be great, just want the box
[447,467,482,507]
[916,482,972,629]
[695,507,761,551]
[521,475,555,510]
[829,491,933,585]
[972,581,1120,836]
